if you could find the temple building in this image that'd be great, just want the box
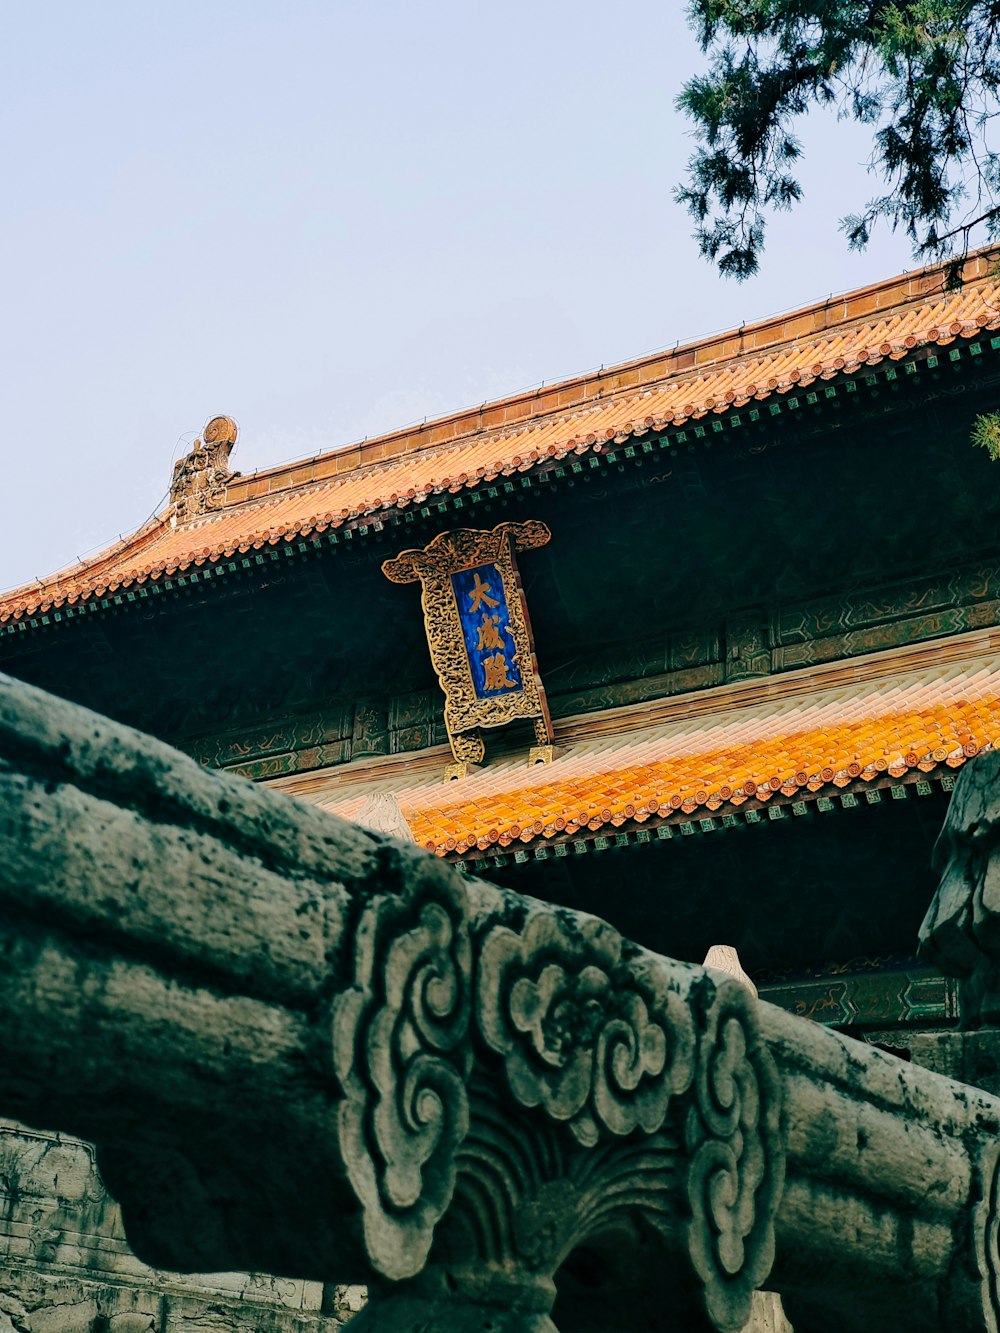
[7,250,1000,1040]
[9,253,1000,1029]
[4,248,1000,1327]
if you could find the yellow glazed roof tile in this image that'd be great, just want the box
[3,249,1000,621]
[315,651,1000,858]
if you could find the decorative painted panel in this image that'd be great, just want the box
[182,547,1000,781]
[725,613,771,682]
[774,562,1000,647]
[757,957,958,1029]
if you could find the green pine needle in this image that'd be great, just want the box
[972,412,1000,461]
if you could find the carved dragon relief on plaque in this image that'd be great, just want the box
[382,522,554,777]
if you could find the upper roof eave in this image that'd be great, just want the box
[224,244,1000,503]
[4,246,1000,624]
[0,512,175,624]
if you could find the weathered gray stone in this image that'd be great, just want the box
[921,748,1000,1027]
[3,669,1000,1331]
[742,1294,791,1333]
[909,1029,1000,1096]
[0,1267,345,1333]
[0,1115,360,1333]
[703,950,787,1333]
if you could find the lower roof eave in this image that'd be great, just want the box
[264,625,1000,863]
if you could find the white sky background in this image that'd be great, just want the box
[1,1,929,592]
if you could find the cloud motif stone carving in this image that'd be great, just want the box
[477,909,696,1145]
[685,982,783,1331]
[333,854,472,1279]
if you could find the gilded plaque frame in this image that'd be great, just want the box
[383,522,552,771]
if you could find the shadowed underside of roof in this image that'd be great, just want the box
[4,248,999,623]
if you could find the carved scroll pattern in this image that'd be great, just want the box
[454,1087,683,1266]
[450,729,486,765]
[685,981,784,1332]
[474,908,783,1330]
[331,876,782,1319]
[333,857,473,1280]
[919,753,1000,1027]
[476,909,697,1147]
[383,521,551,585]
[975,1141,1000,1333]
[170,416,240,521]
[382,523,551,756]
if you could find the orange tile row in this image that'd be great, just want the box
[4,253,1000,622]
[214,249,1000,499]
[320,661,1000,857]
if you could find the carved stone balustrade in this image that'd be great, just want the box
[1,671,999,1331]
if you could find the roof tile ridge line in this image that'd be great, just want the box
[220,401,616,512]
[218,286,978,515]
[229,377,686,507]
[246,283,998,508]
[224,250,1000,502]
[259,272,999,506]
[0,510,174,606]
[5,432,516,611]
[685,270,1000,380]
[184,459,421,528]
[17,268,1000,603]
[176,471,351,523]
[212,425,560,521]
[166,440,455,529]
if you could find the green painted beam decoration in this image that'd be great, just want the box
[758,957,958,1031]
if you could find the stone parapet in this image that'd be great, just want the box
[1,671,1000,1330]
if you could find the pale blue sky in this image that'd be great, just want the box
[2,2,922,592]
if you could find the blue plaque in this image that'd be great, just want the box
[451,564,524,699]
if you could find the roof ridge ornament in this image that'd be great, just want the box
[169,415,241,525]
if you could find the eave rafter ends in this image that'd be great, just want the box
[4,250,1000,627]
[450,763,960,871]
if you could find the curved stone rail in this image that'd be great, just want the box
[0,671,998,1331]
